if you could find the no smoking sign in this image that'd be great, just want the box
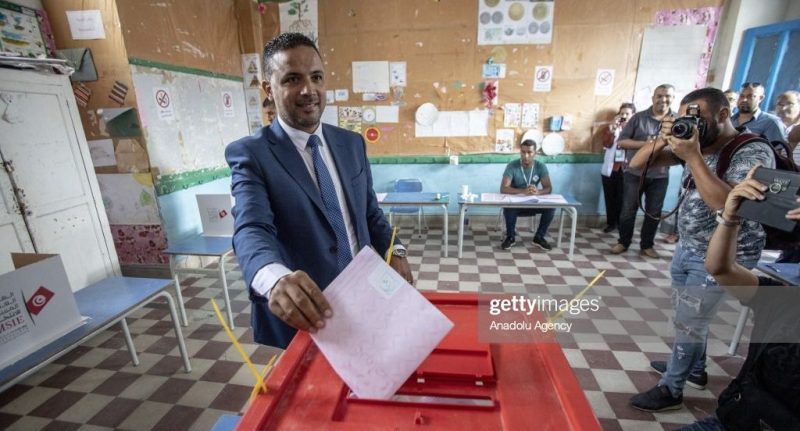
[153,87,174,120]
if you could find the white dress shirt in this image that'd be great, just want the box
[250,117,358,298]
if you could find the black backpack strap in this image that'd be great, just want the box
[714,132,769,179]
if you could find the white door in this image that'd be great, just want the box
[0,69,119,290]
[0,160,34,274]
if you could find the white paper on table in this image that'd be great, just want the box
[87,139,116,167]
[66,10,106,40]
[352,61,390,93]
[530,194,567,204]
[321,105,338,125]
[480,193,567,204]
[375,192,388,202]
[375,106,399,123]
[311,248,453,400]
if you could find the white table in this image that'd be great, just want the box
[164,234,235,328]
[379,192,450,257]
[457,194,581,259]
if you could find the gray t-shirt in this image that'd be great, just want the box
[677,138,775,261]
[619,107,676,178]
[503,159,549,188]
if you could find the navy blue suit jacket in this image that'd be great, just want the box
[225,121,395,348]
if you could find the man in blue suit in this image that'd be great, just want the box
[225,33,413,349]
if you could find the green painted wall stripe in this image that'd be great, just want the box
[156,167,231,196]
[156,154,602,195]
[128,57,243,82]
[368,153,603,164]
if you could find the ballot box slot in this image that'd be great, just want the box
[346,390,496,408]
[416,347,496,383]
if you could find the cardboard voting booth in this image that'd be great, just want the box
[0,254,84,370]
[196,194,234,237]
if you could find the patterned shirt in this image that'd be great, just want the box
[678,138,775,261]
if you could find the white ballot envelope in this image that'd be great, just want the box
[311,247,454,400]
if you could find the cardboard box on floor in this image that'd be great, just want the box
[0,254,84,370]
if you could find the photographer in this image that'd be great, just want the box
[611,85,677,258]
[600,102,636,233]
[675,166,800,430]
[627,88,775,412]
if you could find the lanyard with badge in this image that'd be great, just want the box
[521,165,539,188]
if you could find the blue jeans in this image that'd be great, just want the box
[504,207,555,240]
[674,416,725,431]
[662,243,757,396]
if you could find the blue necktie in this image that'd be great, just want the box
[306,134,352,272]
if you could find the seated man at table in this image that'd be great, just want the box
[500,139,555,251]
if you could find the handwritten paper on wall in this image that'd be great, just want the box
[633,25,706,112]
[65,10,106,40]
[352,61,390,93]
[521,103,539,128]
[415,110,489,138]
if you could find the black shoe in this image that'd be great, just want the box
[532,236,552,251]
[602,225,616,233]
[501,237,516,250]
[630,385,683,412]
[650,360,708,390]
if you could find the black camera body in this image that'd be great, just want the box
[671,103,707,141]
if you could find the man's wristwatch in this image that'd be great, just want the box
[715,209,742,227]
[391,245,407,258]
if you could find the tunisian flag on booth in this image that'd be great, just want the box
[25,286,55,316]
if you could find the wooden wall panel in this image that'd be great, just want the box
[115,0,241,76]
[254,0,722,156]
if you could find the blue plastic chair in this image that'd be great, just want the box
[388,179,426,234]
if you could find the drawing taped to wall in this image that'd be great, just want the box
[96,173,161,225]
[280,0,318,44]
[478,0,554,45]
[0,0,48,58]
[338,106,362,133]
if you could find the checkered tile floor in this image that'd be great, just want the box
[0,220,756,431]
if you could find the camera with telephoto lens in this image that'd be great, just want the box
[670,104,707,140]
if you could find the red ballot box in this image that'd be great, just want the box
[237,293,600,430]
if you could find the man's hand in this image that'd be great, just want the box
[526,184,538,195]
[390,256,414,285]
[268,271,332,333]
[665,127,702,163]
[787,197,800,220]
[722,165,766,220]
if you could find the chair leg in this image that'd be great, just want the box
[728,306,750,355]
[120,318,140,366]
